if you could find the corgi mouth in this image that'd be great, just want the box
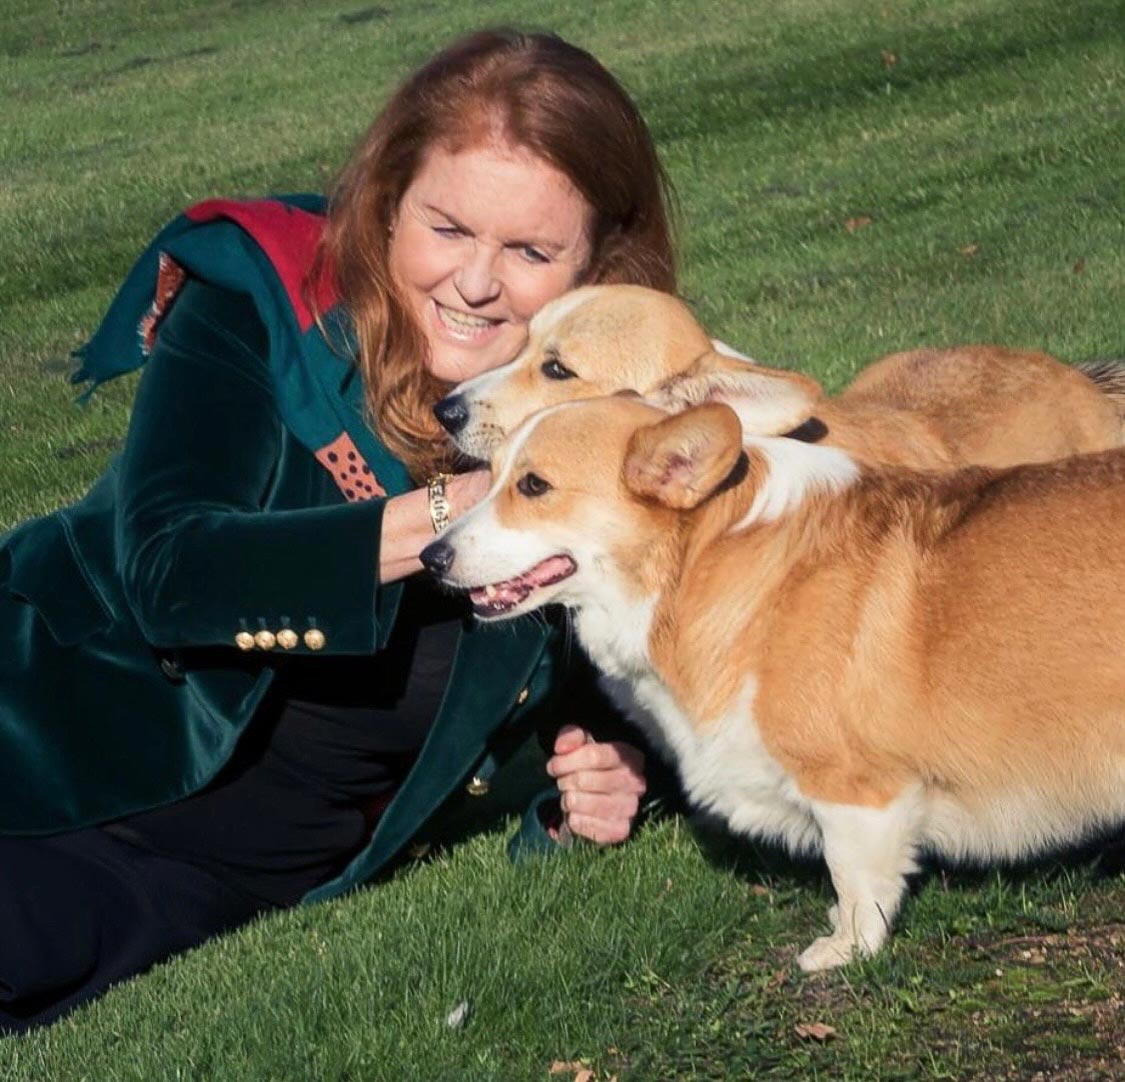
[467,554,577,617]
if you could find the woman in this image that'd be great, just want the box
[0,29,677,1032]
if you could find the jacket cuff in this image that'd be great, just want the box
[506,788,564,863]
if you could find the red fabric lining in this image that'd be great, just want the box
[184,199,338,332]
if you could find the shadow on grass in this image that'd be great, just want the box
[686,806,1125,906]
[642,0,1124,144]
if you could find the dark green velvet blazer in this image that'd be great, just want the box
[0,197,575,903]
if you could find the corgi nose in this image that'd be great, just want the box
[420,539,455,575]
[433,395,469,435]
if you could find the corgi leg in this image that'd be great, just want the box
[798,791,923,972]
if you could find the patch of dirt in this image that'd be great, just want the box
[949,923,1125,1081]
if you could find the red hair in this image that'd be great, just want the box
[314,29,677,480]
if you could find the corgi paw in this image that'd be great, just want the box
[797,933,855,972]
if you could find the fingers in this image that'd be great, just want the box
[554,766,646,795]
[547,735,648,846]
[560,789,640,823]
[552,724,590,757]
[547,739,646,784]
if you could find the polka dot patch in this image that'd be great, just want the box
[315,432,386,501]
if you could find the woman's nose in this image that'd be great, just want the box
[454,242,502,306]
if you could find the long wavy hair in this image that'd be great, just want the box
[313,28,678,481]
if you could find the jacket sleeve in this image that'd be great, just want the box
[114,279,388,654]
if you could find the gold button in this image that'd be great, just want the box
[465,776,490,797]
[516,687,530,705]
[235,631,255,651]
[407,841,432,860]
[254,629,277,651]
[304,628,326,651]
[276,628,299,650]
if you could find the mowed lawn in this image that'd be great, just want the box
[3,0,1125,1078]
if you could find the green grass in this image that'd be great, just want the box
[3,0,1125,1077]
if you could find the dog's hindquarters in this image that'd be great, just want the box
[837,346,1124,466]
[1077,358,1125,442]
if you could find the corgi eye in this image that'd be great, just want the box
[517,472,552,497]
[541,355,576,380]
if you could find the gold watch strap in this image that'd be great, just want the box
[427,472,452,534]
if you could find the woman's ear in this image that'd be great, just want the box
[624,402,745,509]
[649,345,823,437]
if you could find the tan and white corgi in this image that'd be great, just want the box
[434,284,1125,468]
[421,396,1125,970]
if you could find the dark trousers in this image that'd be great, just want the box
[0,828,268,1035]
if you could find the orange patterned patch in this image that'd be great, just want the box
[314,432,386,501]
[139,252,189,355]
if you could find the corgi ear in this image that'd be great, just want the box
[624,402,745,510]
[650,342,823,436]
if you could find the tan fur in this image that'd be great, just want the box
[835,345,1123,467]
[630,430,1124,794]
[443,285,1124,468]
[437,396,1125,966]
[624,403,745,509]
[623,402,1125,813]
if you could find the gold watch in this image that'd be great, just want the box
[427,472,452,534]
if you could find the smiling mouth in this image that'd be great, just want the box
[467,554,578,617]
[434,299,503,340]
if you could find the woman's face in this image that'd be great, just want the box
[389,140,594,384]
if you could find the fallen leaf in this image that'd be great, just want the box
[575,1072,595,1082]
[1073,258,1086,274]
[844,215,874,233]
[750,884,770,897]
[881,49,898,69]
[959,244,979,256]
[795,1021,838,1041]
[766,967,788,992]
[445,1000,470,1029]
[549,1063,586,1076]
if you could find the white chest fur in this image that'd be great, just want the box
[575,599,821,857]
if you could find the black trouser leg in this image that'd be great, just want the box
[0,828,268,1035]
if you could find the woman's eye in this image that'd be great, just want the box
[432,225,463,238]
[520,245,550,264]
[517,472,552,497]
[541,357,577,381]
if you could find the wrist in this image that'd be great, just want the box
[426,472,452,534]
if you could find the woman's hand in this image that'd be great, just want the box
[546,725,647,845]
[379,467,490,583]
[445,468,492,519]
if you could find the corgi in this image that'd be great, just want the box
[434,284,1125,468]
[421,396,1125,970]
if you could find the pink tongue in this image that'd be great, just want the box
[469,554,576,612]
[526,554,576,585]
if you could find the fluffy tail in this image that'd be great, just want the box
[1078,358,1125,440]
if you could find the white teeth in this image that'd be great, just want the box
[484,584,497,598]
[436,301,499,335]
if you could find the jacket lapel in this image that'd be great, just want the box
[303,615,550,902]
